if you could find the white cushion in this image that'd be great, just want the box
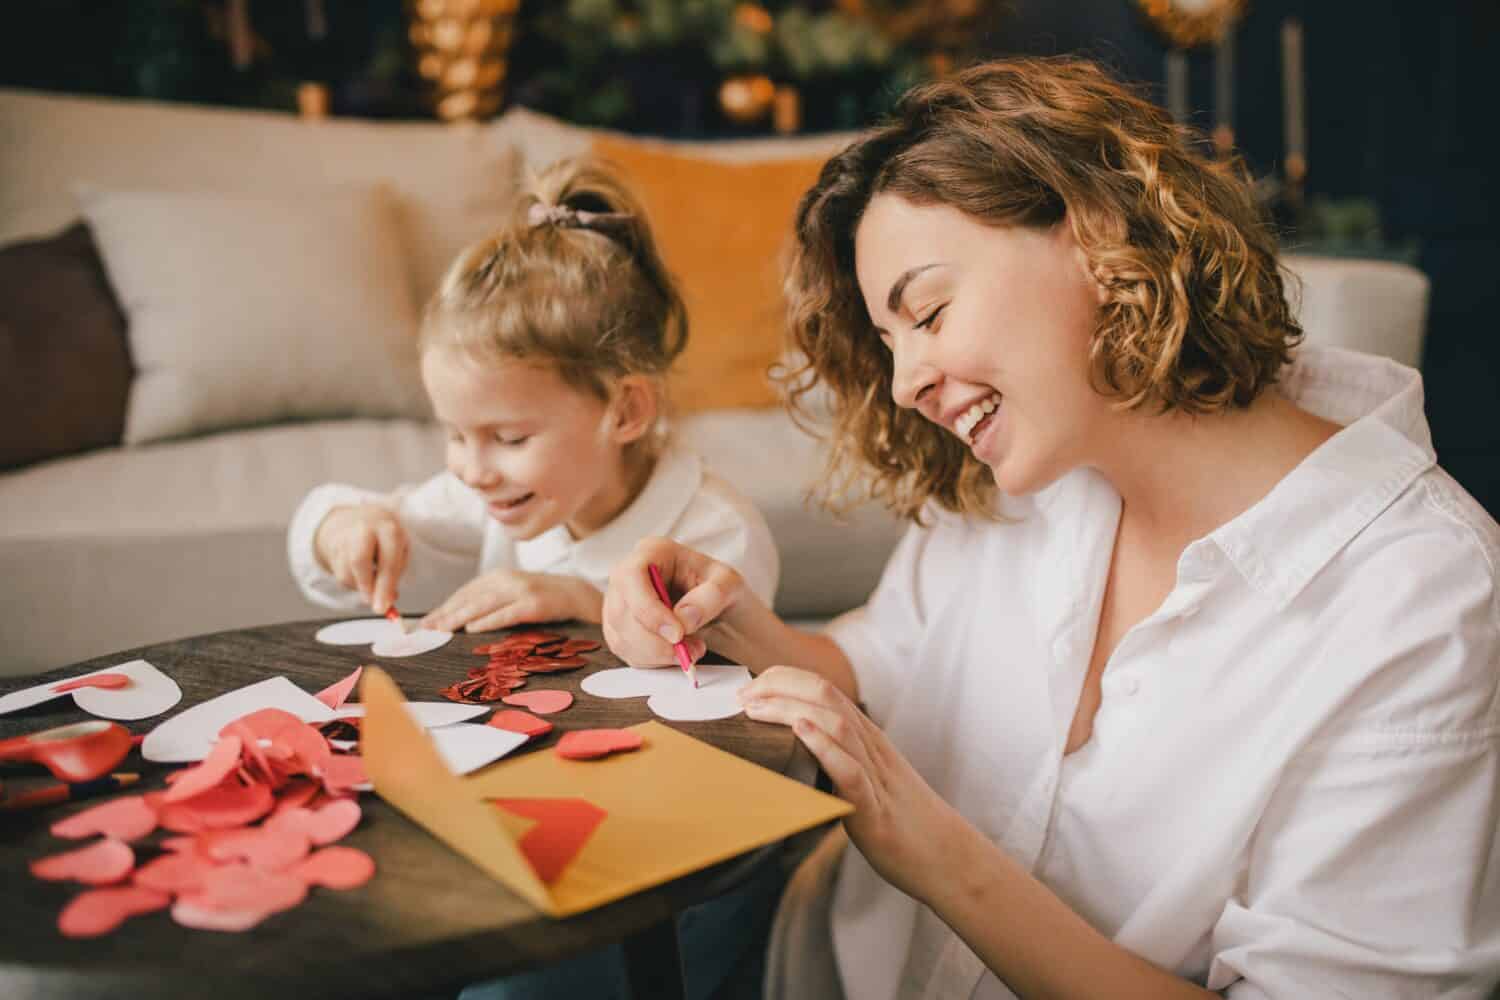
[489,105,861,172]
[80,183,429,444]
[1282,254,1430,368]
[0,89,519,304]
[0,419,445,676]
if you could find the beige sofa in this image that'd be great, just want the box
[0,90,1431,678]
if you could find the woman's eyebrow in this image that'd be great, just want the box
[886,263,945,314]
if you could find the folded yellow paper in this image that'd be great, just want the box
[359,667,851,917]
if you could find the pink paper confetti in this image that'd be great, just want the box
[30,837,135,885]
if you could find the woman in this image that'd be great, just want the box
[603,57,1499,998]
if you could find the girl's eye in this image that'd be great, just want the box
[495,432,530,446]
[914,304,946,331]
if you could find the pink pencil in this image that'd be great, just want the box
[648,563,697,688]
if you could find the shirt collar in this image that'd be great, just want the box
[514,445,704,579]
[1208,346,1436,609]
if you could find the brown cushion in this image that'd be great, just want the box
[0,223,132,470]
[590,136,828,414]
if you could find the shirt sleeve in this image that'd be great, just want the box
[287,472,488,612]
[824,509,967,725]
[1207,543,1500,999]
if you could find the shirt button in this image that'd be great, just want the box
[1119,676,1141,696]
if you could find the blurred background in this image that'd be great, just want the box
[2,0,1495,515]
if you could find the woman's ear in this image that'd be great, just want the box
[607,375,659,445]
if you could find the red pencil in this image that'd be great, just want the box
[1,772,140,811]
[647,563,697,688]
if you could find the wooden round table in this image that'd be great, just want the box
[0,620,812,1000]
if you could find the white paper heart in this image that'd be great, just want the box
[370,629,452,658]
[427,723,527,775]
[142,677,335,763]
[0,659,181,721]
[70,659,182,720]
[581,665,751,721]
[314,618,453,657]
[315,619,399,645]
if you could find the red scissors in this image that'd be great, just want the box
[0,720,133,784]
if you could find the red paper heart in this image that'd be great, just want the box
[52,673,130,693]
[293,846,376,890]
[488,710,553,739]
[313,666,364,711]
[58,886,170,938]
[490,797,607,884]
[163,734,244,804]
[267,798,362,845]
[51,794,159,841]
[30,837,135,885]
[554,729,644,760]
[500,690,574,714]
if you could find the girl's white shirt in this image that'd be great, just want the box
[288,444,780,613]
[801,346,1500,1000]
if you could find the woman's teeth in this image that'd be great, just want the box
[955,393,1001,443]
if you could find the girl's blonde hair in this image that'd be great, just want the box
[423,156,687,431]
[781,56,1301,520]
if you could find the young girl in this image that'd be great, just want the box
[604,58,1500,998]
[288,157,779,633]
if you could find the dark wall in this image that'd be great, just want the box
[980,0,1500,516]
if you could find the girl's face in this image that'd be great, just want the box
[854,194,1110,497]
[421,346,646,540]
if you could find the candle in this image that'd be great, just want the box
[1281,18,1307,162]
[1165,49,1189,125]
[1214,27,1235,133]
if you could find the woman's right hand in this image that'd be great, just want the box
[313,504,410,615]
[602,537,747,668]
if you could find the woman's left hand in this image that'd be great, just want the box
[420,570,603,633]
[739,666,966,901]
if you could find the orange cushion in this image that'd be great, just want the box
[590,136,827,413]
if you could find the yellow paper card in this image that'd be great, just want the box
[360,667,851,917]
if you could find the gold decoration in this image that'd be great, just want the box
[733,3,775,35]
[719,75,776,125]
[296,82,330,119]
[407,0,520,122]
[1135,0,1248,48]
[772,85,801,135]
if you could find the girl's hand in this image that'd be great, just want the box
[739,666,966,902]
[421,570,601,633]
[314,504,409,615]
[601,536,746,668]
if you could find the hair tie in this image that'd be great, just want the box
[527,201,635,240]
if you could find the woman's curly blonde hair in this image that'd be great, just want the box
[780,56,1301,520]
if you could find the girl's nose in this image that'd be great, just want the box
[457,446,500,489]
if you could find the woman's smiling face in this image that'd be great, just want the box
[854,193,1112,497]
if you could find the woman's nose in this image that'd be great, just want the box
[890,336,940,411]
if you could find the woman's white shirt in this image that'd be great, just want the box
[287,444,780,612]
[813,346,1499,1000]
